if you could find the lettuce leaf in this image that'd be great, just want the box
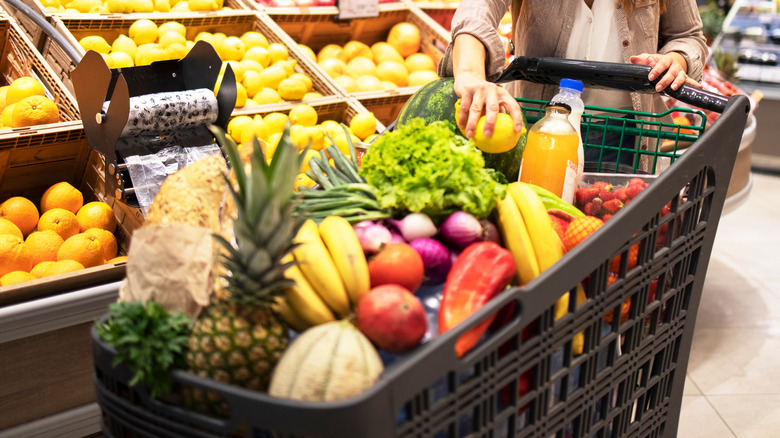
[359,119,505,219]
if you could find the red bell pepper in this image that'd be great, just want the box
[438,241,517,357]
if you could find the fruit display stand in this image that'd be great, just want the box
[264,3,450,126]
[405,0,456,32]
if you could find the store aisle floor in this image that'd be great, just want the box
[678,171,780,437]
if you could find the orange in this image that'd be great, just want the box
[387,22,421,58]
[5,77,46,106]
[57,233,104,268]
[107,255,128,264]
[0,86,9,110]
[0,234,33,276]
[408,70,439,87]
[355,75,384,92]
[317,44,342,63]
[376,61,409,87]
[0,218,23,239]
[404,53,435,73]
[345,57,377,79]
[38,208,80,240]
[333,76,358,93]
[0,196,39,236]
[1,103,15,127]
[42,260,85,277]
[11,95,59,128]
[370,42,404,64]
[25,230,65,266]
[83,227,118,261]
[76,202,116,233]
[40,181,84,214]
[318,58,346,78]
[336,41,372,63]
[1,270,36,286]
[30,260,56,278]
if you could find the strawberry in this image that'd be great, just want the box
[575,186,599,205]
[591,181,610,190]
[602,214,613,222]
[602,198,623,214]
[591,197,603,213]
[599,185,615,201]
[625,183,644,200]
[563,216,604,253]
[583,202,597,216]
[628,177,648,189]
[615,187,629,202]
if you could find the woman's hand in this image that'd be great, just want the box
[630,52,702,91]
[453,73,523,139]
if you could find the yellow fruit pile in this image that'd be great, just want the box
[0,76,60,130]
[227,104,377,191]
[314,22,438,93]
[43,0,227,14]
[0,182,126,287]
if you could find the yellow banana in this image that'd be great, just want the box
[273,296,312,332]
[282,254,337,326]
[318,215,371,306]
[293,219,351,317]
[496,194,540,285]
[508,182,564,272]
[554,284,588,356]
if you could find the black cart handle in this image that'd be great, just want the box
[495,56,728,114]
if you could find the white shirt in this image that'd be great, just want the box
[565,0,633,110]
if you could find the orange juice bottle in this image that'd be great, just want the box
[518,102,580,203]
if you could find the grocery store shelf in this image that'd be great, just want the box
[0,281,120,344]
[0,403,101,438]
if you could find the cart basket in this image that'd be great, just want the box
[91,61,751,437]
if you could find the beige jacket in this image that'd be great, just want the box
[438,0,708,115]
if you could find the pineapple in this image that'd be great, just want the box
[186,124,304,409]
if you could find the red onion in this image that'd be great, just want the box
[480,219,502,245]
[440,211,482,248]
[409,238,452,285]
[355,221,392,254]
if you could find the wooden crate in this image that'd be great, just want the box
[39,11,342,102]
[266,4,449,127]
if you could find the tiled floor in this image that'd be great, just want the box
[677,171,780,437]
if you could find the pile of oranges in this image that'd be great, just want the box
[0,182,126,287]
[0,76,60,130]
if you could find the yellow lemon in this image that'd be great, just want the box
[345,57,377,79]
[79,36,111,54]
[364,133,378,143]
[376,60,409,87]
[106,0,132,13]
[154,0,171,11]
[472,113,522,154]
[188,0,217,10]
[371,42,404,64]
[222,60,244,83]
[39,0,61,7]
[158,31,186,48]
[129,19,159,46]
[320,120,343,138]
[131,0,155,11]
[289,124,310,151]
[219,36,246,62]
[265,132,282,158]
[157,21,186,39]
[259,66,286,90]
[408,70,439,87]
[337,40,372,63]
[289,104,317,127]
[355,75,384,92]
[242,70,263,98]
[185,41,195,51]
[278,77,307,101]
[240,119,271,144]
[65,0,100,12]
[243,46,271,68]
[227,115,253,143]
[239,59,264,76]
[170,0,189,11]
[405,53,436,73]
[253,88,281,105]
[194,32,215,45]
[234,83,247,108]
[164,43,188,60]
[382,81,398,90]
[333,75,358,93]
[295,173,317,191]
[109,51,134,68]
[318,58,346,77]
[303,92,323,100]
[303,125,326,151]
[267,43,289,64]
[300,149,320,171]
[273,59,296,77]
[240,31,269,49]
[298,44,316,61]
[288,73,312,92]
[263,112,289,135]
[332,131,361,156]
[350,112,377,141]
[317,44,342,63]
[111,34,137,59]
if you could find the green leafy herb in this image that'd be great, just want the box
[358,118,505,219]
[96,301,192,399]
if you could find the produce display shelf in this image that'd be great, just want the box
[267,3,450,126]
[404,0,457,32]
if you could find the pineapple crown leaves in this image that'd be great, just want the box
[96,300,191,399]
[209,123,307,306]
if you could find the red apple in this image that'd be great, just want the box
[356,284,427,354]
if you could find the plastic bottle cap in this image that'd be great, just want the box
[560,78,584,92]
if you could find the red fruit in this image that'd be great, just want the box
[625,184,644,199]
[368,243,425,293]
[575,186,599,205]
[583,202,597,216]
[598,186,615,201]
[628,177,648,188]
[609,241,639,272]
[591,181,609,190]
[591,197,603,213]
[602,214,613,222]
[615,187,629,202]
[562,216,604,253]
[356,284,427,354]
[602,199,623,214]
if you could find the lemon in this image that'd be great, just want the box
[364,133,378,143]
[382,81,398,90]
[332,132,361,156]
[193,32,214,45]
[289,125,310,151]
[333,75,358,93]
[318,58,346,77]
[259,66,286,90]
[101,53,114,69]
[65,0,100,12]
[288,73,313,92]
[170,0,189,10]
[300,149,320,172]
[240,31,269,50]
[79,36,111,54]
[129,19,159,46]
[355,75,384,92]
[263,112,289,135]
[39,0,60,7]
[253,88,281,105]
[214,73,225,97]
[239,59,264,76]
[233,83,248,108]
[221,60,244,83]
[154,0,171,11]
[320,120,343,138]
[219,36,245,62]
[267,43,288,64]
[135,43,165,66]
[242,71,263,98]
[303,92,323,100]
[243,46,270,68]
[111,34,137,59]
[273,59,296,77]
[408,70,439,87]
[303,126,326,151]
[158,31,186,48]
[227,115,253,143]
[244,98,257,107]
[289,104,317,127]
[295,173,317,190]
[132,0,155,12]
[188,0,217,11]
[278,77,307,101]
[298,44,316,61]
[109,51,134,68]
[157,21,186,39]
[240,119,270,144]
[349,112,377,141]
[165,43,188,60]
[186,41,195,51]
[106,0,132,12]
[266,132,282,158]
[472,113,522,154]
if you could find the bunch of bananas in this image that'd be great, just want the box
[274,216,370,331]
[496,181,585,355]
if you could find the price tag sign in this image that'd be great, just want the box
[337,0,379,20]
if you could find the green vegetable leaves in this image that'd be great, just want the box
[359,119,505,219]
[96,301,191,399]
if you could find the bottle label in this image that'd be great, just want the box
[561,160,578,204]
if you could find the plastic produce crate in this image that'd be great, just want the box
[37,11,341,101]
[266,3,450,126]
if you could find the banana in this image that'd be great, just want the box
[496,194,540,285]
[273,296,312,332]
[318,215,371,306]
[508,182,564,272]
[293,219,352,317]
[282,254,337,326]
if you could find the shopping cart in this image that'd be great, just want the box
[91,59,751,438]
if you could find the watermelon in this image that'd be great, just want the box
[394,76,527,182]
